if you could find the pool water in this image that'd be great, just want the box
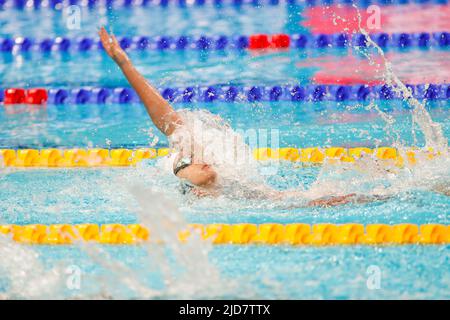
[2,101,449,148]
[1,3,449,299]
[30,245,448,299]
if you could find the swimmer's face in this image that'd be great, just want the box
[177,163,217,188]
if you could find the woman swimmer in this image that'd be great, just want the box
[99,27,386,207]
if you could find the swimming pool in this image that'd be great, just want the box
[0,1,449,299]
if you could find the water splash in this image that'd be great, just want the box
[350,3,448,152]
[0,237,64,299]
[128,183,239,298]
[0,180,240,299]
[162,109,281,199]
[291,4,450,202]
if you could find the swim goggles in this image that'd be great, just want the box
[173,157,192,176]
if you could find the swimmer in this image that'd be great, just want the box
[99,27,386,207]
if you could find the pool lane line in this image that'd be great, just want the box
[2,83,450,105]
[0,147,445,167]
[1,0,448,10]
[0,223,448,245]
[1,32,449,53]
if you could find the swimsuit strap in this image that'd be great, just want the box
[179,180,195,195]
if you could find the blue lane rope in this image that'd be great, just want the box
[1,32,449,53]
[0,0,448,9]
[2,84,449,104]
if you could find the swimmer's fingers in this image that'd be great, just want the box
[99,27,113,54]
[100,27,120,48]
[110,34,120,48]
[98,26,109,43]
[98,26,129,65]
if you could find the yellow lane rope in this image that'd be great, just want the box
[0,223,448,245]
[0,147,444,168]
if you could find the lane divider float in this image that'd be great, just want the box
[2,83,450,105]
[2,88,48,105]
[1,32,449,54]
[0,223,448,245]
[0,147,444,167]
[1,0,448,10]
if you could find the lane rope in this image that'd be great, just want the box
[0,223,448,245]
[0,147,445,167]
[2,83,450,105]
[1,0,448,10]
[1,32,449,53]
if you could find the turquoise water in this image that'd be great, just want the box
[0,49,320,87]
[1,47,450,88]
[1,101,449,148]
[1,3,449,299]
[1,165,449,225]
[31,245,448,299]
[0,4,304,38]
[0,100,449,298]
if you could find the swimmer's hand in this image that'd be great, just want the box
[308,194,357,207]
[99,27,130,66]
[307,193,389,207]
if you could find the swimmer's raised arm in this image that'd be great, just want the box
[99,27,182,136]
